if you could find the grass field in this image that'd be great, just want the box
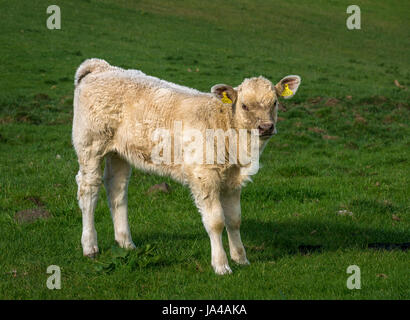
[0,0,409,299]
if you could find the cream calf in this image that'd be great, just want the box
[72,58,301,274]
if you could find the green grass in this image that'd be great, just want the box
[0,0,409,299]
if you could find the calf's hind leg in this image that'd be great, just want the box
[104,153,135,249]
[76,155,103,258]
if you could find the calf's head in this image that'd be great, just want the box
[212,75,301,139]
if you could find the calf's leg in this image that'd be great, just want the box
[104,153,135,249]
[221,189,249,265]
[76,156,103,258]
[191,177,231,275]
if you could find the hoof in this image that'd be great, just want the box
[116,240,136,250]
[84,252,99,259]
[233,257,250,265]
[83,246,99,259]
[213,264,233,275]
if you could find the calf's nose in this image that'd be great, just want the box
[258,122,274,135]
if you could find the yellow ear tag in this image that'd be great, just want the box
[281,84,293,97]
[221,91,233,104]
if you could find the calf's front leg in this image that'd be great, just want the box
[193,188,231,275]
[221,189,249,265]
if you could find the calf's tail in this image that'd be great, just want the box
[74,58,110,86]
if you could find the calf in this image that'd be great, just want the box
[72,58,301,274]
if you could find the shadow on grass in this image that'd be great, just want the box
[102,217,410,268]
[241,218,410,261]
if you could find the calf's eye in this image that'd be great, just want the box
[242,104,248,111]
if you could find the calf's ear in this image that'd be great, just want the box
[211,84,237,104]
[275,75,301,99]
